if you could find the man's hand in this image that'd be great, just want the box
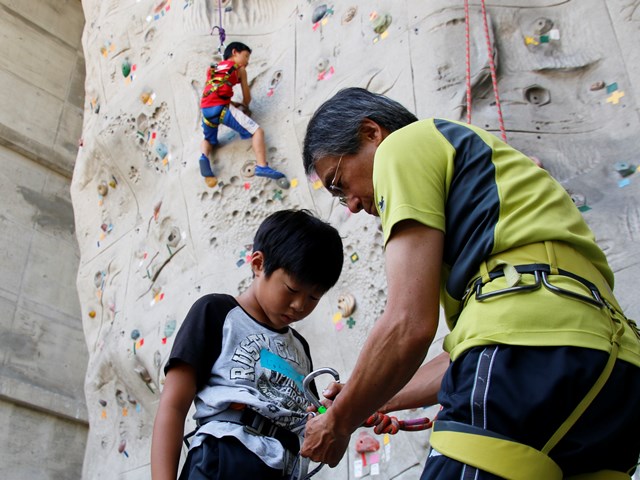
[301,409,350,467]
[306,381,343,413]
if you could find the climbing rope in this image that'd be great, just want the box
[363,411,433,435]
[464,0,508,143]
[210,0,226,54]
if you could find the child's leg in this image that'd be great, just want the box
[200,106,225,187]
[223,106,285,179]
[251,127,267,167]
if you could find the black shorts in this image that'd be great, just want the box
[421,345,640,479]
[179,435,283,480]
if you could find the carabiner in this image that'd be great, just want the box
[302,367,340,413]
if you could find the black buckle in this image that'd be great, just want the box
[241,409,278,437]
[474,266,605,308]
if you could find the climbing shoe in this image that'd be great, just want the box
[199,155,215,177]
[255,165,285,179]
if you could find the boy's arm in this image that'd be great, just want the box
[237,67,252,107]
[151,362,197,480]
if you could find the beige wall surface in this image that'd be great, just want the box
[74,1,639,479]
[0,1,88,479]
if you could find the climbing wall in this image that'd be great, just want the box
[73,1,640,478]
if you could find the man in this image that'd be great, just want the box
[299,87,640,479]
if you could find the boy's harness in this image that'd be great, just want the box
[434,240,636,478]
[202,106,228,128]
[188,404,300,455]
[202,62,238,100]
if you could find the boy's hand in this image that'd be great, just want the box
[232,101,252,117]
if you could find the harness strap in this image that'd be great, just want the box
[430,420,563,480]
[430,421,631,479]
[195,407,300,455]
[542,311,624,454]
[202,106,228,128]
[202,62,238,99]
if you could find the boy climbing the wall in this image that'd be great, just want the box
[198,41,285,187]
[151,209,344,479]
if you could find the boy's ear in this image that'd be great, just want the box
[249,251,265,275]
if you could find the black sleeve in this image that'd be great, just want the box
[164,294,236,390]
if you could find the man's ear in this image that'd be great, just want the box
[249,251,265,276]
[360,118,386,146]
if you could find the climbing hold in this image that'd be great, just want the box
[164,318,177,338]
[122,59,132,78]
[312,5,328,24]
[337,293,356,317]
[276,177,290,189]
[533,18,554,36]
[131,329,141,340]
[614,162,635,177]
[88,310,96,318]
[134,364,153,385]
[99,399,107,407]
[523,85,551,106]
[115,389,126,407]
[590,81,605,91]
[167,226,181,247]
[154,350,162,368]
[570,193,586,208]
[94,271,105,289]
[97,182,109,196]
[316,58,329,73]
[241,160,256,178]
[370,12,392,35]
[155,143,168,159]
[355,431,380,454]
[342,6,357,24]
[118,439,128,457]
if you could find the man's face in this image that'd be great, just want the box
[314,142,378,216]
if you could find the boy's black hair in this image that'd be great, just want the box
[253,209,343,292]
[223,41,252,60]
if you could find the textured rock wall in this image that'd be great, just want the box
[74,1,640,478]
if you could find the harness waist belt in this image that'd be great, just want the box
[197,407,300,455]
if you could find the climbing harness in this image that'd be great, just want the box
[463,0,507,142]
[202,106,229,128]
[437,240,637,478]
[202,63,238,100]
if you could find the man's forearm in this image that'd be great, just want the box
[327,312,434,435]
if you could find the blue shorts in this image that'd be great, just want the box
[201,104,259,146]
[421,345,640,479]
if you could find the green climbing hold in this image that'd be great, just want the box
[122,60,131,78]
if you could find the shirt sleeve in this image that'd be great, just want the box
[373,119,454,246]
[164,294,234,390]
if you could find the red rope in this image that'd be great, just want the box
[464,0,472,124]
[464,0,508,143]
[363,412,433,435]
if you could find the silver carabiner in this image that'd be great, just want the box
[302,367,340,411]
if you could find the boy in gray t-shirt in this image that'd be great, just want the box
[151,209,344,479]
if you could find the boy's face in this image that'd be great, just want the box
[232,49,251,67]
[251,258,324,330]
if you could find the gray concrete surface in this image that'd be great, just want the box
[0,0,88,479]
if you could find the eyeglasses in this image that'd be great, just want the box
[328,155,348,206]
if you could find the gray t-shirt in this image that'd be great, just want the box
[165,294,316,469]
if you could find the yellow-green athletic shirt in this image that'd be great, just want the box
[373,119,640,366]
